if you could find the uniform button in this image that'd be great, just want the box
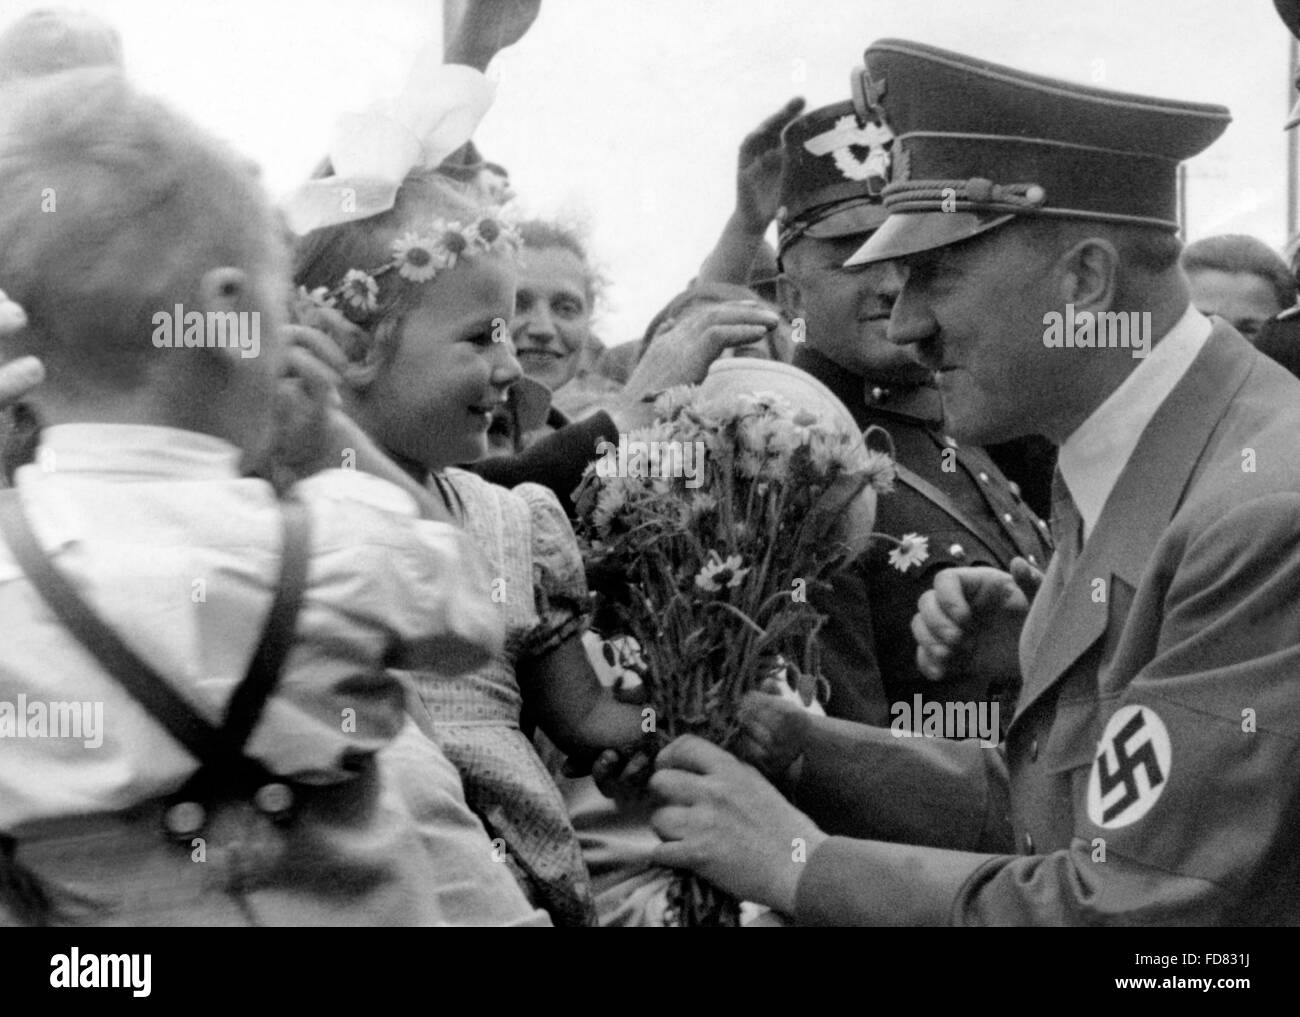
[948,543,966,559]
[944,435,958,448]
[1029,738,1039,761]
[164,801,206,838]
[1028,554,1038,566]
[1008,480,1022,498]
[1002,512,1014,524]
[1023,832,1035,853]
[255,782,296,818]
[871,386,885,401]
[1037,518,1049,531]
[978,471,990,483]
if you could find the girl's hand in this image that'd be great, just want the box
[736,680,811,781]
[264,325,347,483]
[589,745,658,805]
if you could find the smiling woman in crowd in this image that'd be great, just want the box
[512,220,602,398]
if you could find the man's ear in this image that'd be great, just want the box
[197,266,248,311]
[196,267,253,367]
[776,273,804,320]
[1057,237,1120,312]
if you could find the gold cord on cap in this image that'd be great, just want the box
[883,177,1049,212]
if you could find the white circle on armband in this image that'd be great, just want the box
[1086,704,1171,829]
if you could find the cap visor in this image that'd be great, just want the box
[844,210,1017,265]
[802,201,890,240]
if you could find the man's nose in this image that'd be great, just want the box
[874,260,904,305]
[886,277,936,348]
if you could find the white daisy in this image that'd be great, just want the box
[429,219,474,267]
[391,231,446,282]
[694,550,750,593]
[888,533,930,573]
[339,270,378,313]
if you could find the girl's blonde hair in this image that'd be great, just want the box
[292,169,511,366]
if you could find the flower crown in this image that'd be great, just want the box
[301,213,521,323]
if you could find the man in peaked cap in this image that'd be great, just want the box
[643,40,1300,925]
[774,99,1051,731]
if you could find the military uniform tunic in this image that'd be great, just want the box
[793,346,1052,732]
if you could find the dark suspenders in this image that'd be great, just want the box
[0,488,311,805]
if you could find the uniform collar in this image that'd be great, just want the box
[791,346,865,417]
[861,383,944,427]
[1057,304,1212,540]
[791,345,944,427]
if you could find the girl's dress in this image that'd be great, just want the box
[408,467,596,926]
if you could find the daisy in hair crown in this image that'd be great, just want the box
[300,213,521,322]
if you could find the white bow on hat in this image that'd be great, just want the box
[282,52,496,236]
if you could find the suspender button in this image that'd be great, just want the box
[164,801,206,839]
[255,782,295,819]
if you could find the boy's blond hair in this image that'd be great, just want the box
[0,68,283,390]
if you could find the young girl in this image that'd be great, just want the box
[293,170,645,926]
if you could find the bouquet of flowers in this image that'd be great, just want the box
[573,382,896,926]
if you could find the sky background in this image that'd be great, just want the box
[5,0,1296,344]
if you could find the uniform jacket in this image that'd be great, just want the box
[792,346,1052,729]
[791,321,1300,925]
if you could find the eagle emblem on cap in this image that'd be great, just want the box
[803,115,893,190]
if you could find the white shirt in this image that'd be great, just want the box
[1057,305,1213,540]
[0,424,501,829]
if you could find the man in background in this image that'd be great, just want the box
[700,97,1052,729]
[1182,234,1296,342]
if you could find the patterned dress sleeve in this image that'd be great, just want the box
[515,482,591,659]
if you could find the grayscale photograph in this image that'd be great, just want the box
[0,0,1293,968]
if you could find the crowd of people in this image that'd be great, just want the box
[2,1,1300,927]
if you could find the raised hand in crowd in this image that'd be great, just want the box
[613,299,781,429]
[698,96,805,286]
[444,0,543,71]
